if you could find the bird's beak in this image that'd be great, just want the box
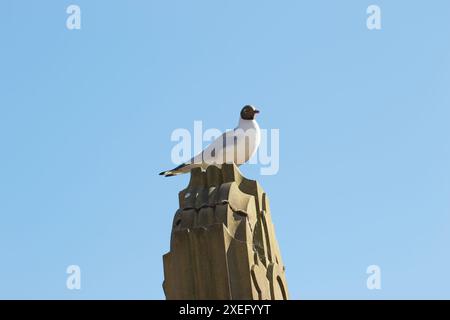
[254,109,260,114]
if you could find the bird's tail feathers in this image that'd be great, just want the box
[159,170,183,177]
[159,163,190,177]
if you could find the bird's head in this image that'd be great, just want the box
[240,105,260,120]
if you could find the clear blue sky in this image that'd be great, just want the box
[1,0,449,299]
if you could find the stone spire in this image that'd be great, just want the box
[163,163,288,300]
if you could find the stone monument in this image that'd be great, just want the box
[163,163,288,300]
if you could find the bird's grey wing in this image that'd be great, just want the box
[200,130,236,165]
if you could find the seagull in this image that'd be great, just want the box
[159,105,261,177]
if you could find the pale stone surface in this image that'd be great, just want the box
[163,164,288,300]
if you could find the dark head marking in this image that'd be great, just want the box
[240,105,260,120]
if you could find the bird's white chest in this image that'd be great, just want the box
[234,119,261,163]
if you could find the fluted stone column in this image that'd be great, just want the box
[162,163,288,300]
